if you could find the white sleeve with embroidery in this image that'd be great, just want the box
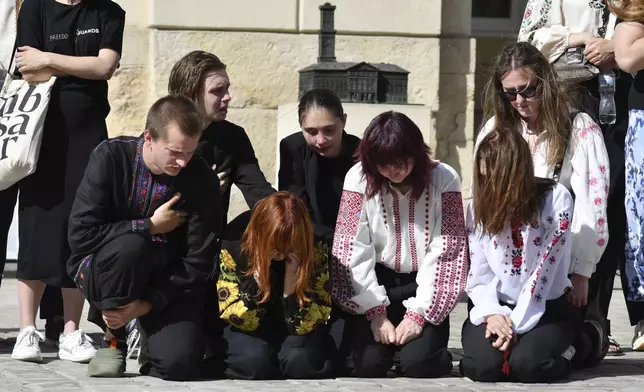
[568,113,610,278]
[403,165,470,326]
[465,204,513,326]
[331,164,389,319]
[518,0,569,62]
[510,184,574,334]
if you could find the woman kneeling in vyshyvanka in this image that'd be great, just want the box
[460,128,581,383]
[215,191,335,380]
[331,111,469,378]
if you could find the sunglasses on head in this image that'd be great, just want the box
[503,85,539,101]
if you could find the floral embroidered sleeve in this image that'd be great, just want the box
[331,164,389,318]
[567,113,610,278]
[403,166,470,326]
[510,185,574,334]
[284,242,333,335]
[217,248,261,332]
[465,204,513,326]
[517,0,571,62]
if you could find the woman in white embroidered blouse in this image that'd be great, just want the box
[462,128,580,383]
[331,111,469,378]
[476,42,610,364]
[519,0,617,68]
[519,0,632,356]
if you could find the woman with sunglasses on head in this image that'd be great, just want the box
[476,41,610,367]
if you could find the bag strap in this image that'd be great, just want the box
[553,110,577,182]
[6,0,23,74]
[597,4,611,38]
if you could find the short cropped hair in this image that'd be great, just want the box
[168,51,227,100]
[145,95,203,139]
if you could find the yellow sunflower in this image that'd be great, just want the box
[220,249,237,271]
[314,270,331,304]
[216,280,240,310]
[296,318,318,335]
[295,302,332,335]
[221,301,260,332]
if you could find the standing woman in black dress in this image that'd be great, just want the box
[10,0,125,364]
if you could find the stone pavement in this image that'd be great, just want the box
[1,277,644,391]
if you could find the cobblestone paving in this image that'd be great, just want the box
[1,277,643,391]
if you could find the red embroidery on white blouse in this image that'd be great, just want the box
[510,220,525,276]
[366,304,387,320]
[331,190,364,314]
[392,192,403,272]
[425,192,469,325]
[532,212,570,300]
[424,185,431,254]
[409,197,419,271]
[381,199,388,229]
[404,310,427,327]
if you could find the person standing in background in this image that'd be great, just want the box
[519,0,633,355]
[0,0,19,286]
[1,0,66,349]
[9,0,125,365]
[610,0,644,353]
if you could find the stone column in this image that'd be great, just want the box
[434,0,476,196]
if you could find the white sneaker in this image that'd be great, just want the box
[126,325,141,360]
[11,326,44,362]
[58,329,97,363]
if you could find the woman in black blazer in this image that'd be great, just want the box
[279,88,360,242]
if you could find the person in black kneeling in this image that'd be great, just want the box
[213,192,334,380]
[168,50,276,227]
[278,88,360,374]
[67,96,221,380]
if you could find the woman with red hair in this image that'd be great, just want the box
[214,191,334,380]
[332,111,469,378]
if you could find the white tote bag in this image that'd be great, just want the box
[0,67,56,190]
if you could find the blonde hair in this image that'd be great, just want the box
[609,0,644,23]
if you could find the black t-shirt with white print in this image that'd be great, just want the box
[16,0,125,112]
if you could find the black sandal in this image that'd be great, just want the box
[606,336,623,356]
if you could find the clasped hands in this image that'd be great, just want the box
[484,313,516,352]
[369,313,422,346]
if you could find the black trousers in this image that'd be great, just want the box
[345,264,452,378]
[79,233,204,381]
[0,185,64,322]
[579,72,644,330]
[460,296,580,383]
[222,325,335,380]
[0,185,18,287]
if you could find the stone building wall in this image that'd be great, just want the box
[109,0,476,221]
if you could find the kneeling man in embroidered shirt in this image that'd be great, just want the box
[67,95,221,380]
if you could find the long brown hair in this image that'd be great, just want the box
[483,41,573,166]
[609,0,644,22]
[241,191,315,306]
[473,129,554,235]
